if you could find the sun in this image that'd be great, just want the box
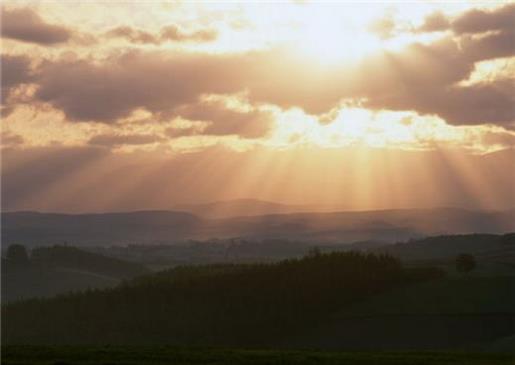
[291,12,381,65]
[297,27,380,65]
[258,2,386,65]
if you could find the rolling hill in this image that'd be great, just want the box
[2,245,149,303]
[2,207,514,247]
[371,233,515,261]
[3,251,514,351]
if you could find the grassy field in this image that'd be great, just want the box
[1,346,514,365]
[286,276,515,351]
[341,276,515,315]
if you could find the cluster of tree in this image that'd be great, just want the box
[2,251,443,346]
[3,244,30,266]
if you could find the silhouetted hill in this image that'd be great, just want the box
[2,245,149,302]
[3,250,514,350]
[372,233,515,261]
[2,208,514,247]
[2,252,443,346]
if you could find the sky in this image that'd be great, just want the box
[1,1,514,212]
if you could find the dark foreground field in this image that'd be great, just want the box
[2,346,514,365]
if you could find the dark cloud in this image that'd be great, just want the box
[418,11,450,32]
[360,37,515,126]
[175,101,275,139]
[1,54,34,101]
[1,7,71,44]
[34,50,252,122]
[105,24,217,44]
[441,81,514,125]
[452,4,515,34]
[461,30,515,62]
[88,133,164,147]
[418,4,515,35]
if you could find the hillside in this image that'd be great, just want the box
[3,250,513,351]
[294,276,515,350]
[371,233,515,262]
[2,245,149,303]
[2,252,443,346]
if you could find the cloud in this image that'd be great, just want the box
[175,99,275,139]
[24,20,515,129]
[1,7,72,45]
[88,133,164,147]
[480,129,515,148]
[452,4,515,34]
[1,131,24,147]
[461,30,515,62]
[105,26,159,44]
[34,50,252,122]
[105,24,217,44]
[355,37,515,126]
[164,126,200,138]
[418,4,515,35]
[368,15,397,40]
[160,25,217,42]
[409,81,514,126]
[1,54,34,100]
[418,11,450,33]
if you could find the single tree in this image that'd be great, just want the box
[307,247,322,257]
[5,244,29,265]
[455,253,476,274]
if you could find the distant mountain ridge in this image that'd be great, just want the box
[2,210,201,246]
[174,199,340,218]
[2,207,514,247]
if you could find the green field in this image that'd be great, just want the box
[1,346,514,365]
